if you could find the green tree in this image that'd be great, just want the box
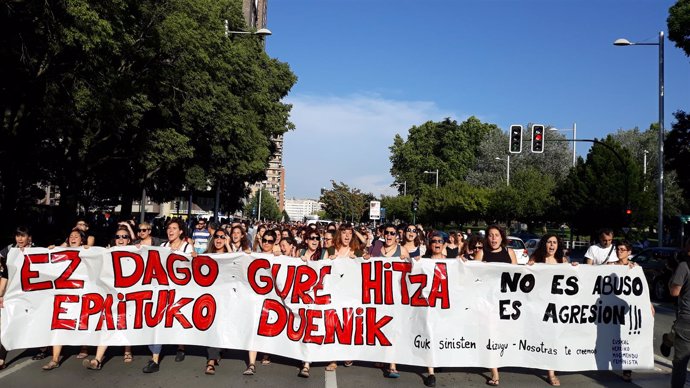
[668,0,690,57]
[0,0,296,230]
[665,111,690,212]
[243,189,280,221]
[389,117,497,194]
[556,136,643,236]
[319,181,372,223]
[487,167,556,229]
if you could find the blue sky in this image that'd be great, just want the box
[265,0,690,199]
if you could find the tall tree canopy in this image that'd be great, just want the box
[0,0,296,229]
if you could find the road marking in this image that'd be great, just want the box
[325,369,338,388]
[0,359,35,379]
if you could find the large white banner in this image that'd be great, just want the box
[1,247,653,371]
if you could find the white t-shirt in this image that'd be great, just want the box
[585,244,617,265]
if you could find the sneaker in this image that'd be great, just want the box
[142,360,159,373]
[424,374,436,387]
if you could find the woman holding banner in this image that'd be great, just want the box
[476,225,516,386]
[42,229,90,370]
[142,219,194,374]
[201,229,232,375]
[81,226,135,370]
[528,233,574,386]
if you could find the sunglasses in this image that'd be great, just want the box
[262,238,275,244]
[324,237,333,241]
[214,235,227,239]
[617,248,629,252]
[430,239,444,244]
[139,228,151,232]
[384,231,397,236]
[472,245,483,251]
[406,228,417,233]
[115,234,130,239]
[307,236,321,241]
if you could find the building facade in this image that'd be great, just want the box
[284,199,323,222]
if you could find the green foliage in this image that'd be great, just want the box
[243,189,281,221]
[0,0,296,227]
[556,136,644,235]
[319,181,374,223]
[487,167,556,226]
[389,117,497,195]
[668,0,690,57]
[666,111,690,212]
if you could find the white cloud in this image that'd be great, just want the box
[282,93,459,199]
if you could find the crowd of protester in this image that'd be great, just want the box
[0,217,667,387]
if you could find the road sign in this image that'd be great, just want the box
[369,201,381,220]
[681,215,690,224]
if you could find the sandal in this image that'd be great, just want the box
[548,375,561,386]
[32,350,48,360]
[243,363,256,375]
[298,366,310,378]
[82,358,102,371]
[344,360,354,367]
[261,355,271,365]
[325,362,337,371]
[76,347,89,359]
[123,352,133,363]
[205,361,217,375]
[487,378,500,386]
[42,360,60,371]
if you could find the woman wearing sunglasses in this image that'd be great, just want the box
[80,227,134,370]
[423,232,447,260]
[201,229,233,375]
[135,222,164,246]
[401,224,423,260]
[244,230,277,374]
[460,235,483,261]
[43,229,90,370]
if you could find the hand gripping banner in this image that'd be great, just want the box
[1,246,654,371]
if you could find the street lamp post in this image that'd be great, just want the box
[494,156,510,186]
[549,123,577,167]
[224,20,272,37]
[423,169,439,188]
[642,150,649,191]
[256,181,267,221]
[614,31,664,246]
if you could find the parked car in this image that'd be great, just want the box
[631,247,686,300]
[507,236,530,265]
[524,238,540,259]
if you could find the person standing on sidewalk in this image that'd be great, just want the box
[669,238,690,388]
[585,228,616,265]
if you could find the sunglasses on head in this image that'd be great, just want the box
[262,238,275,244]
[115,234,130,239]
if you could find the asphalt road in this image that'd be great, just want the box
[0,301,682,388]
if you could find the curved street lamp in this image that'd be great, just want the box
[614,31,664,246]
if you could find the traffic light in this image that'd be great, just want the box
[509,125,522,153]
[626,208,632,215]
[411,198,419,213]
[531,124,545,153]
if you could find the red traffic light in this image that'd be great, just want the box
[535,134,542,141]
[626,209,632,215]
